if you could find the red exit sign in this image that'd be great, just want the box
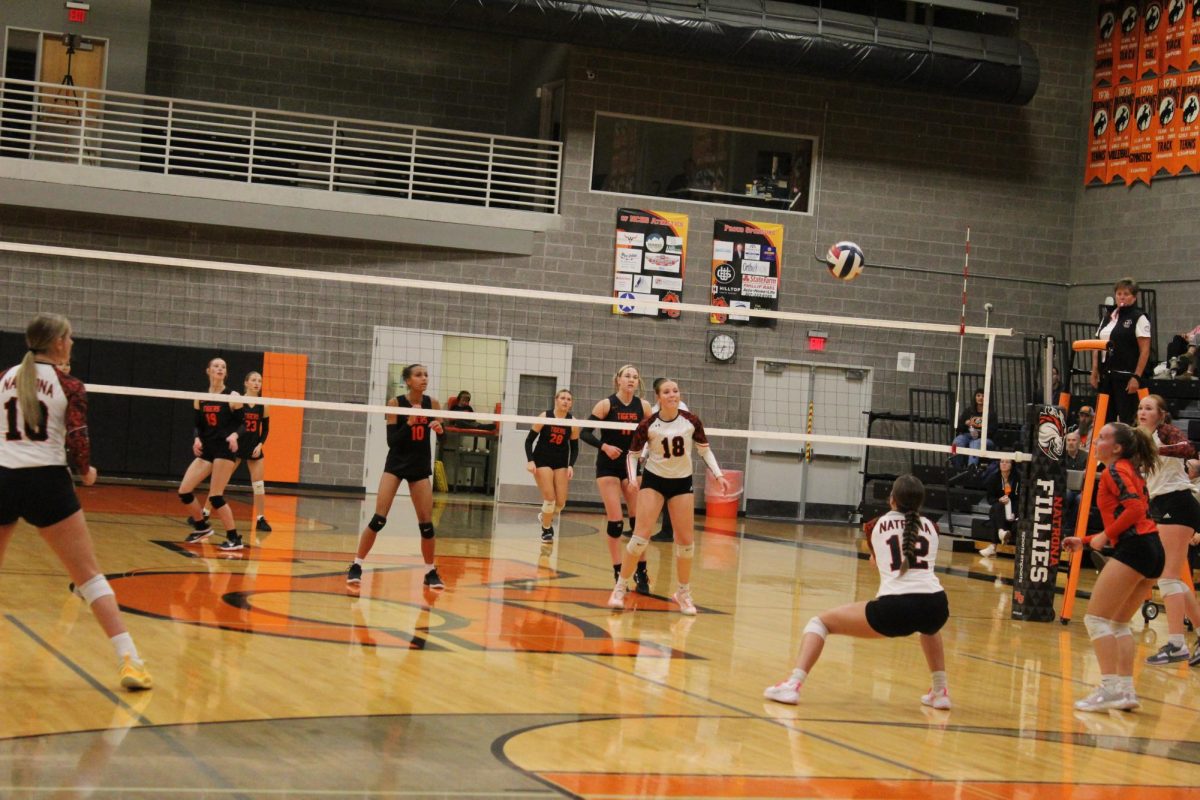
[66,3,90,23]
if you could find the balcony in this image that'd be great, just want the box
[0,78,562,254]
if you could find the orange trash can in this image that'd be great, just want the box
[704,470,743,520]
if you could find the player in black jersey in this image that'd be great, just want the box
[234,371,271,537]
[178,357,245,552]
[581,364,653,592]
[525,389,580,543]
[348,363,446,591]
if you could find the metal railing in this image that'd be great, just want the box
[0,77,562,213]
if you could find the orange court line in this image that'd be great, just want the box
[541,773,1200,799]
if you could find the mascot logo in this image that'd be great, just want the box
[1037,407,1066,461]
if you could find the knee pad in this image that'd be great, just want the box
[178,491,195,505]
[368,513,387,532]
[1084,614,1115,641]
[606,520,624,539]
[541,500,556,516]
[419,522,435,540]
[209,495,227,510]
[803,616,829,640]
[1111,620,1133,639]
[75,574,114,607]
[1158,577,1189,598]
[626,535,649,558]
[673,542,695,560]
[252,480,265,496]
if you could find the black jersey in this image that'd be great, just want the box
[239,403,265,454]
[385,394,434,477]
[599,394,643,457]
[532,411,573,468]
[198,389,240,446]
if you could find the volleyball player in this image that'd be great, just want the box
[1062,422,1163,711]
[347,363,445,590]
[607,378,729,615]
[235,371,272,536]
[525,389,579,543]
[581,365,653,592]
[178,357,246,552]
[764,474,951,708]
[650,376,688,543]
[0,314,152,690]
[1135,395,1200,665]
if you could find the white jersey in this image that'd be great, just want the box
[1147,431,1195,498]
[869,510,944,597]
[0,362,83,469]
[627,409,719,480]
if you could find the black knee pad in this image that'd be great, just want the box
[209,495,227,510]
[368,514,387,532]
[606,520,624,539]
[419,522,435,540]
[179,491,195,505]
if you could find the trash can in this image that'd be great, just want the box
[704,469,743,519]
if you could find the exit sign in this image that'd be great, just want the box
[66,2,89,23]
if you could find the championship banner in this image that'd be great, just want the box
[1155,74,1182,176]
[1011,404,1065,623]
[1107,83,1135,182]
[1126,78,1159,184]
[709,220,782,328]
[1180,71,1200,172]
[612,209,687,319]
[1096,3,1117,86]
[1087,86,1114,185]
[1115,0,1142,84]
[1163,0,1188,73]
[1138,0,1165,79]
[1188,0,1200,71]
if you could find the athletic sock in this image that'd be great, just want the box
[931,670,948,692]
[110,632,139,662]
[353,557,364,566]
[789,668,808,686]
[1169,633,1186,650]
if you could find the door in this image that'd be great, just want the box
[35,33,107,162]
[496,341,573,503]
[744,360,871,521]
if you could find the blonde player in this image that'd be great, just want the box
[524,389,580,543]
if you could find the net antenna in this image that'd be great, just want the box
[950,227,972,456]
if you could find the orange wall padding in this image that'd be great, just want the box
[262,352,307,483]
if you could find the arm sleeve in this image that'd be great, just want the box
[1157,424,1197,459]
[60,373,91,474]
[569,437,579,467]
[580,414,603,449]
[697,444,723,478]
[688,412,723,477]
[258,416,270,444]
[386,421,403,449]
[193,406,205,439]
[524,428,538,460]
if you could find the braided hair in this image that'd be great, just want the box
[890,474,926,575]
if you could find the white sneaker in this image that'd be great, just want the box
[607,580,627,610]
[672,587,697,616]
[979,544,997,557]
[1117,691,1141,711]
[921,687,952,709]
[1074,685,1127,712]
[998,529,1011,545]
[764,680,801,704]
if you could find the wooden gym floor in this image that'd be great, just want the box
[1,484,1198,799]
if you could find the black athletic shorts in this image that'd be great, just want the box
[0,465,82,528]
[383,451,431,483]
[640,469,693,501]
[199,439,237,463]
[533,453,569,470]
[865,591,950,638]
[1149,490,1200,531]
[1111,531,1165,579]
[595,452,630,481]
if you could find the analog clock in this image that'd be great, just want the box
[708,332,737,363]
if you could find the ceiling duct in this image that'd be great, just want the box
[320,0,1039,105]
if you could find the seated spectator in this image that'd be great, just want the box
[1069,405,1095,452]
[951,388,997,469]
[450,391,494,430]
[1163,326,1199,379]
[1062,431,1089,534]
[1051,365,1063,399]
[979,458,1020,558]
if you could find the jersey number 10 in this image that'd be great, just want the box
[4,398,49,442]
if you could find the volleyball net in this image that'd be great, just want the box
[0,239,1029,510]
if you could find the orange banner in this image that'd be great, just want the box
[1087,86,1114,184]
[1188,0,1200,70]
[1179,72,1200,173]
[1127,78,1159,184]
[1155,73,1183,175]
[1115,1,1142,83]
[262,351,307,483]
[1096,3,1117,86]
[1137,1,1165,79]
[1162,0,1188,72]
[1108,83,1135,182]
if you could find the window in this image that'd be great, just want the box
[591,113,815,214]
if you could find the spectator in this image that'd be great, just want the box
[666,158,696,195]
[950,388,997,470]
[1070,405,1096,452]
[1164,326,1199,379]
[1090,277,1151,425]
[1051,365,1064,399]
[1063,430,1089,534]
[979,458,1020,558]
[451,390,494,430]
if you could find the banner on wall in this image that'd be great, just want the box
[1137,0,1164,79]
[1096,3,1117,86]
[1189,0,1200,71]
[1155,73,1182,176]
[1107,83,1135,182]
[1115,0,1141,84]
[1127,78,1159,184]
[612,208,688,319]
[1087,86,1114,184]
[1162,0,1188,72]
[1180,71,1200,173]
[709,220,782,328]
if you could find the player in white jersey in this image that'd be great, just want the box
[0,314,152,691]
[607,379,728,615]
[764,474,951,709]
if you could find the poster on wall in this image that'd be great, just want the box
[1127,78,1159,184]
[1096,3,1117,86]
[1087,86,1114,184]
[612,208,688,319]
[709,220,782,329]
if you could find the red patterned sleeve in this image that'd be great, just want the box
[58,370,91,474]
[1157,423,1197,459]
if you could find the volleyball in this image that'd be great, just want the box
[826,241,865,281]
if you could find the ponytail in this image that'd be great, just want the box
[889,473,927,575]
[19,313,71,432]
[900,510,921,575]
[1108,422,1159,476]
